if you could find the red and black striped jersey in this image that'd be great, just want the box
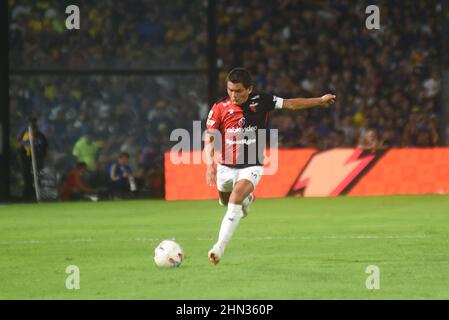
[206,93,283,168]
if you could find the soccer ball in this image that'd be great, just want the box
[154,240,185,268]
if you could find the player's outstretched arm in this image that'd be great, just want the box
[282,94,336,110]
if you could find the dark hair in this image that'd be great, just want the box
[227,68,253,88]
[119,152,130,159]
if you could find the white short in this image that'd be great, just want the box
[216,164,264,193]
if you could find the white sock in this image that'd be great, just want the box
[214,203,243,255]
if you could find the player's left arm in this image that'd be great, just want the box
[282,94,337,110]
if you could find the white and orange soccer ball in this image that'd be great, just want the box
[154,240,185,268]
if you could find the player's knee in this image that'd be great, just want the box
[229,187,252,205]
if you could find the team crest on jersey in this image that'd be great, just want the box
[249,102,258,112]
[238,117,246,127]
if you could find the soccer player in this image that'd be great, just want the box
[205,68,336,265]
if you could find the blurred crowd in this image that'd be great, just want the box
[9,0,209,199]
[217,0,444,150]
[9,75,208,199]
[9,0,207,68]
[8,0,447,199]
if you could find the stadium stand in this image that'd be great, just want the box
[217,0,443,149]
[9,0,207,68]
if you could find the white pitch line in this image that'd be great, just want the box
[0,234,431,246]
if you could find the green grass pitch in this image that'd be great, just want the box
[1,195,449,299]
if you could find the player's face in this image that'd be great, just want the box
[227,81,253,106]
[367,130,377,142]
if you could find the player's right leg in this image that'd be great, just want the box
[209,164,235,265]
[209,179,254,265]
[209,166,263,265]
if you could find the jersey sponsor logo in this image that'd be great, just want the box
[249,102,258,112]
[226,125,257,133]
[229,109,234,114]
[225,137,257,145]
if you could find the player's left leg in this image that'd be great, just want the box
[237,166,262,217]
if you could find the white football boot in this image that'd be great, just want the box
[208,247,223,265]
